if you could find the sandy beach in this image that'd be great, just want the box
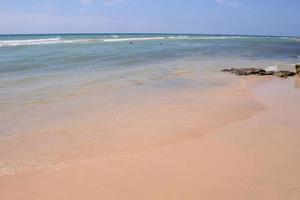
[1,0,300,198]
[1,74,300,200]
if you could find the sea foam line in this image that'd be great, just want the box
[0,36,231,47]
[0,37,62,47]
[0,35,297,47]
[0,37,166,47]
[103,37,165,42]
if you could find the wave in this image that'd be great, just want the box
[167,36,190,39]
[199,36,251,39]
[1,35,298,47]
[0,37,62,47]
[0,37,166,47]
[287,37,300,42]
[169,35,275,40]
[265,65,278,71]
[0,37,112,47]
[103,37,165,42]
[166,35,257,40]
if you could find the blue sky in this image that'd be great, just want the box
[0,0,299,36]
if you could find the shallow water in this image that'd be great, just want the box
[1,34,299,135]
[0,34,300,175]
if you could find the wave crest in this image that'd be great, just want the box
[103,37,165,42]
[1,35,298,47]
[0,37,62,47]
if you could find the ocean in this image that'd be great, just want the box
[0,34,300,136]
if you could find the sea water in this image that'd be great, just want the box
[1,33,300,175]
[0,34,300,136]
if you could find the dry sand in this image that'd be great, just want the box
[0,76,300,200]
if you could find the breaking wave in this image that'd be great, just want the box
[0,37,62,47]
[0,35,297,47]
[102,37,165,42]
[0,37,167,47]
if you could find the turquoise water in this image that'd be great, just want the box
[0,34,300,135]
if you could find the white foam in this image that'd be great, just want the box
[0,37,170,47]
[166,35,253,40]
[167,36,190,39]
[169,36,262,40]
[279,37,300,42]
[0,37,62,47]
[0,37,112,47]
[265,65,278,71]
[199,36,253,40]
[1,35,296,47]
[292,38,300,42]
[103,37,165,42]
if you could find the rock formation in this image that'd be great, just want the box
[221,66,298,79]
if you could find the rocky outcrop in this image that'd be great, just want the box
[274,71,296,78]
[221,68,265,76]
[296,64,300,75]
[221,67,297,79]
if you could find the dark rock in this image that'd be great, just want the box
[274,71,296,78]
[221,67,296,78]
[264,71,274,75]
[257,70,274,76]
[221,69,231,72]
[224,68,266,76]
[275,73,288,78]
[296,64,300,75]
[249,68,264,75]
[255,69,266,74]
[257,70,267,76]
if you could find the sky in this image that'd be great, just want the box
[0,0,299,36]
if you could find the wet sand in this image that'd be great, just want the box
[0,76,300,200]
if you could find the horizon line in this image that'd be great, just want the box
[0,32,299,38]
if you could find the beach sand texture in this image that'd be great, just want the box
[0,76,300,200]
